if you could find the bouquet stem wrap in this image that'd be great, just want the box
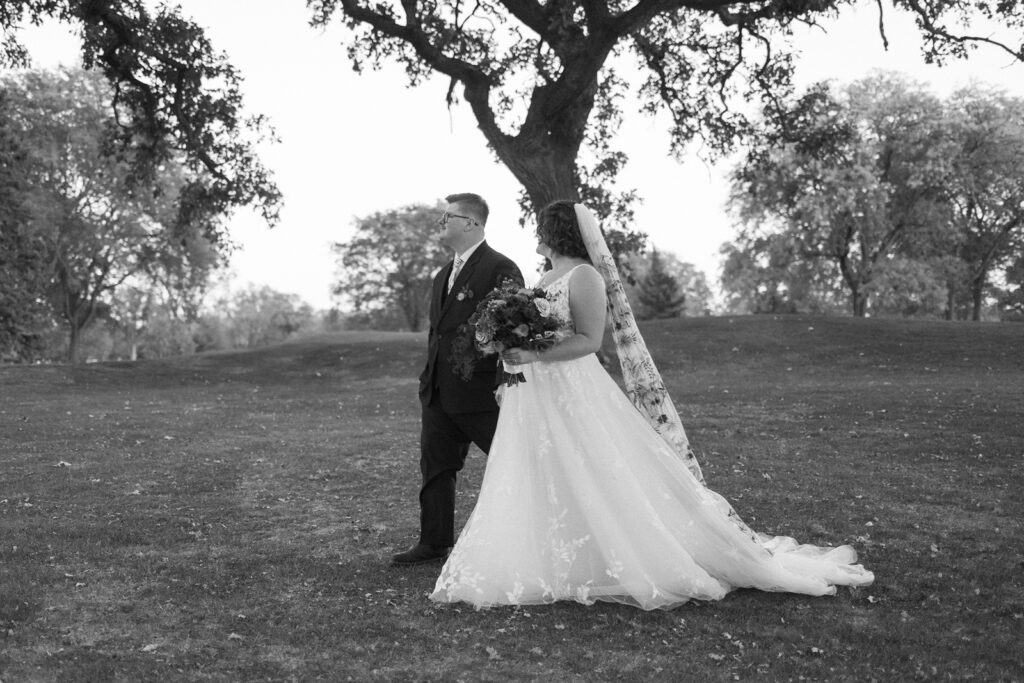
[501,360,526,387]
[574,204,705,485]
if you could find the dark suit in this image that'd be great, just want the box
[417,241,522,547]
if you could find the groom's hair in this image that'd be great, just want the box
[445,193,489,225]
[536,200,590,261]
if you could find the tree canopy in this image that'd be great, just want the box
[2,67,223,361]
[332,204,450,331]
[1,0,281,243]
[309,0,1022,238]
[726,72,1024,319]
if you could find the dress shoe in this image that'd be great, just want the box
[391,543,451,565]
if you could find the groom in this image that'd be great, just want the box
[392,193,523,565]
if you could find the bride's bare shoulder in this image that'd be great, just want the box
[568,262,605,294]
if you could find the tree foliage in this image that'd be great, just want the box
[635,248,685,318]
[195,284,315,351]
[310,0,1022,245]
[624,247,711,317]
[719,233,846,315]
[0,89,52,359]
[332,204,450,331]
[731,73,957,317]
[942,85,1024,319]
[728,74,1024,319]
[1,0,281,240]
[2,67,222,362]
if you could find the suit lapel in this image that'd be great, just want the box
[432,260,454,325]
[440,242,487,318]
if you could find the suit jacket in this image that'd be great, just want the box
[419,241,523,413]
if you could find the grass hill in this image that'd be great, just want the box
[1,315,1021,681]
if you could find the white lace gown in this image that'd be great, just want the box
[430,267,874,610]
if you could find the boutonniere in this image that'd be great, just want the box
[455,286,474,302]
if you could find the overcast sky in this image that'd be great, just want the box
[16,1,1024,308]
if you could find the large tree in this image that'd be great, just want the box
[309,0,1022,232]
[4,67,218,362]
[0,0,281,240]
[332,204,450,331]
[0,89,52,359]
[730,74,956,316]
[729,74,1024,319]
[943,85,1024,320]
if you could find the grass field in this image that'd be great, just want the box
[1,316,1022,682]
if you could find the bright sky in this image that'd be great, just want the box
[15,1,1024,309]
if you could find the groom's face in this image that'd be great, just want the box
[439,202,474,249]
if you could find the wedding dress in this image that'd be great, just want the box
[430,265,873,610]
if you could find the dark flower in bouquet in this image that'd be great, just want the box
[450,278,563,381]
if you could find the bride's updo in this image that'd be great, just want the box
[536,200,591,261]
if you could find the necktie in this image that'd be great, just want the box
[447,254,463,294]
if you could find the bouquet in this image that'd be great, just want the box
[450,278,563,384]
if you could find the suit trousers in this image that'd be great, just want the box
[419,395,500,547]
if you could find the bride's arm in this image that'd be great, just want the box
[505,265,607,364]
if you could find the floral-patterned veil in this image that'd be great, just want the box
[574,203,706,485]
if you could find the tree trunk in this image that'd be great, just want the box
[473,79,592,216]
[496,139,581,213]
[67,321,81,364]
[969,261,991,321]
[852,292,868,317]
[847,281,868,317]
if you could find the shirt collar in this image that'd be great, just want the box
[455,239,485,263]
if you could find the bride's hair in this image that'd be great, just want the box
[536,200,591,261]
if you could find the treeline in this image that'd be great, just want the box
[1,67,235,362]
[330,203,713,330]
[45,282,340,364]
[721,73,1024,321]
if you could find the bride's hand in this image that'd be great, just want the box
[502,348,539,365]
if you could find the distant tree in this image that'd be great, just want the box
[1,0,281,236]
[943,86,1024,320]
[632,248,684,319]
[332,204,449,331]
[719,234,846,315]
[995,252,1024,320]
[3,68,222,362]
[624,248,712,317]
[311,0,1022,247]
[730,74,956,317]
[108,283,153,361]
[199,284,313,350]
[0,89,52,360]
[868,256,949,318]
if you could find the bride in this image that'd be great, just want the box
[430,201,873,610]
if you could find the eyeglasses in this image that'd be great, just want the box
[438,212,478,226]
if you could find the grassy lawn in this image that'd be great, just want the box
[1,316,1021,682]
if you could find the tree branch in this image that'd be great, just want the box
[497,0,548,36]
[338,0,510,147]
[901,0,1024,62]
